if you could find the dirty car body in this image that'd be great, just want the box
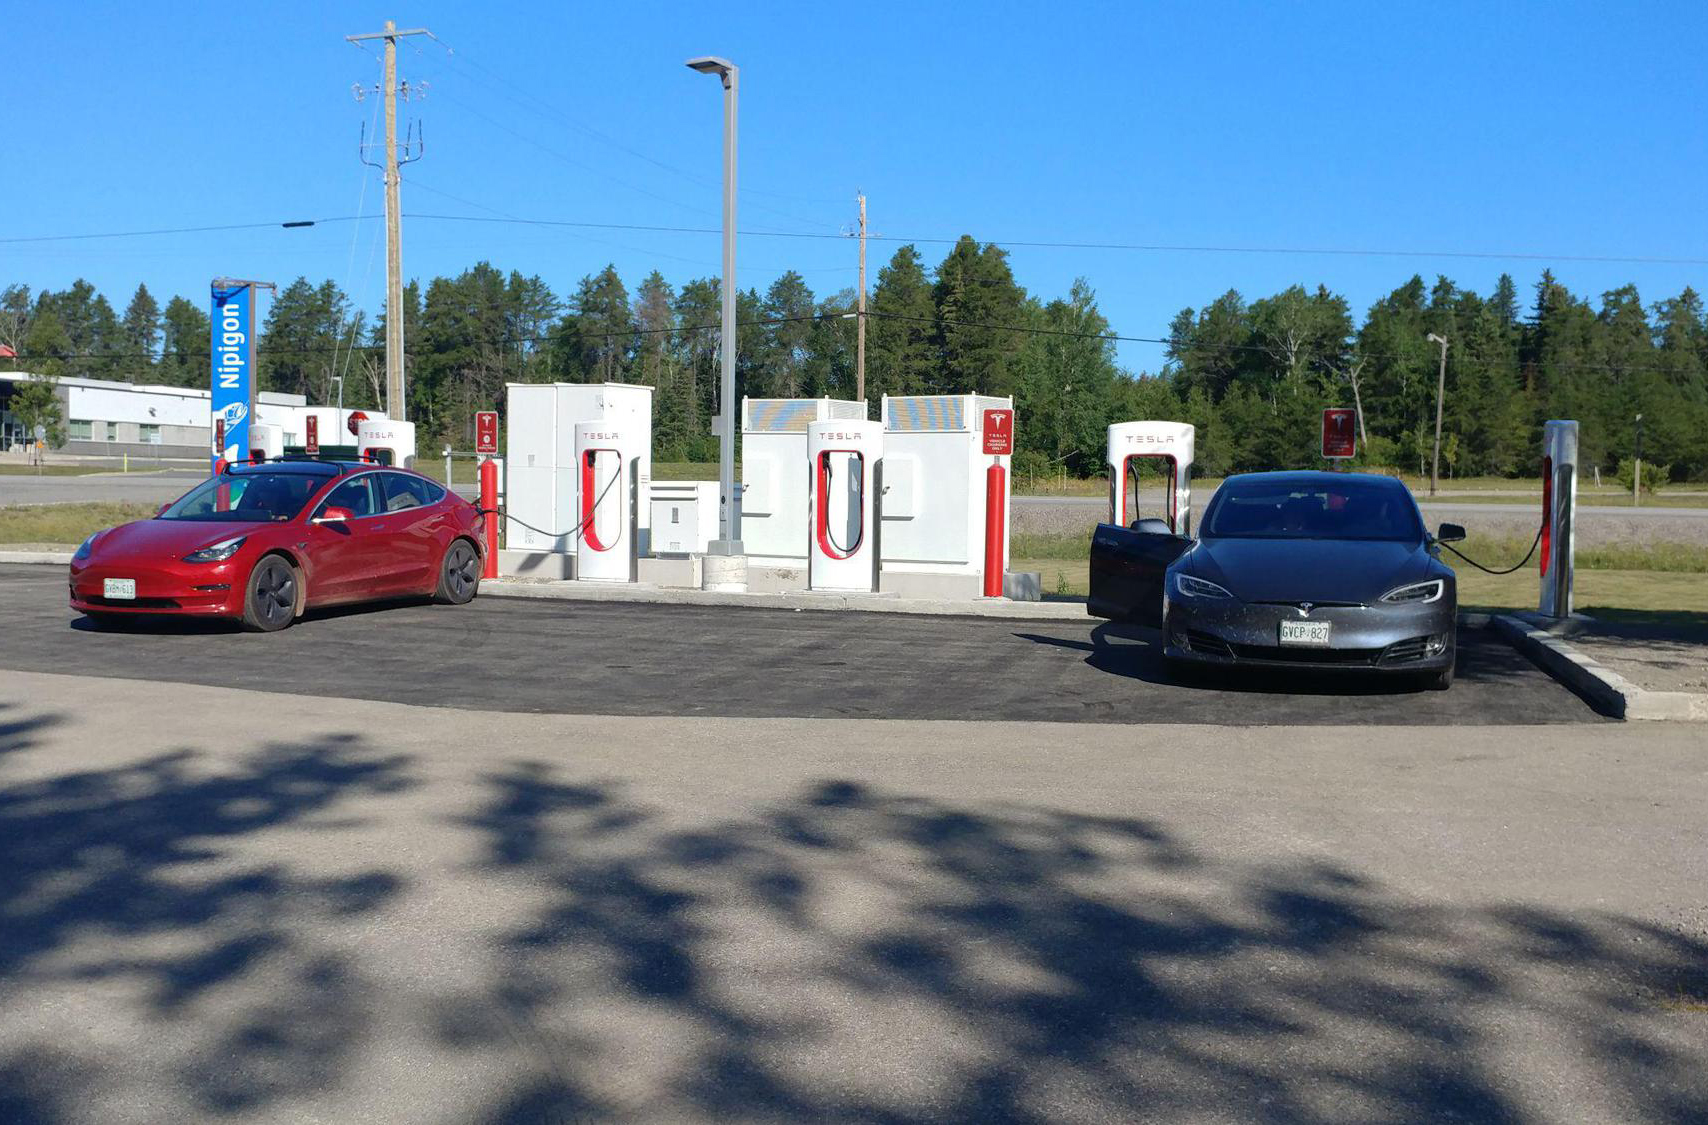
[1089,471,1460,681]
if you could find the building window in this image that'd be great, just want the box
[105,422,118,442]
[139,424,161,445]
[69,420,92,441]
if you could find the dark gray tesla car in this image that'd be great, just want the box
[1089,471,1463,688]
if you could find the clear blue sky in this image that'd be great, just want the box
[6,1,1706,370]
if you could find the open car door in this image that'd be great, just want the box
[1087,520,1192,626]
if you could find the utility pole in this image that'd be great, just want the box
[855,193,868,405]
[1426,332,1448,497]
[347,19,430,423]
[1634,413,1644,508]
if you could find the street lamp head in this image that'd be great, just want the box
[1426,333,1447,346]
[686,56,736,86]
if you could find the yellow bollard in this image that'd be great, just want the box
[124,453,129,473]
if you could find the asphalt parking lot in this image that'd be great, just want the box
[1,563,1599,724]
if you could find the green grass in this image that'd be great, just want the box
[0,464,106,476]
[0,502,157,547]
[1012,555,1708,619]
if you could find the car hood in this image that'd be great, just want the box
[1185,537,1430,604]
[91,518,272,561]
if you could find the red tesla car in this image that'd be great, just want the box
[69,460,485,631]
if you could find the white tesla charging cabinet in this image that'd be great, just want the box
[573,422,639,582]
[879,394,1021,599]
[742,397,868,571]
[503,382,653,579]
[807,420,883,592]
[1107,421,1195,534]
[1540,420,1577,618]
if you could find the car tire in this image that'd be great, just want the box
[433,539,480,605]
[241,555,298,633]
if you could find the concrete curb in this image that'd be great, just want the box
[1491,614,1708,721]
[0,550,72,565]
[482,577,1091,621]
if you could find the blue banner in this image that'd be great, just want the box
[210,282,255,471]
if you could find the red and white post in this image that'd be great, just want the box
[981,408,1014,598]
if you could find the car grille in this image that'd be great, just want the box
[1228,643,1382,665]
[82,595,182,609]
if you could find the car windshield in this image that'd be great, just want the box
[157,471,327,522]
[1202,478,1422,542]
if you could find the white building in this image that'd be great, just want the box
[0,373,376,458]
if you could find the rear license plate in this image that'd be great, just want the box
[103,578,136,600]
[1279,620,1331,646]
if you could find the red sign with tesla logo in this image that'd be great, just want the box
[347,410,368,437]
[305,415,320,454]
[982,409,1014,456]
[1322,408,1357,459]
[476,411,499,454]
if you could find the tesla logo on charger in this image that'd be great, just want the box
[584,431,621,442]
[1121,434,1175,445]
[822,431,863,442]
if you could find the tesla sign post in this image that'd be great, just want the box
[305,415,320,455]
[476,411,499,455]
[981,408,1014,597]
[1322,408,1357,464]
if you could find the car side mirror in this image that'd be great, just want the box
[155,502,170,517]
[314,506,355,524]
[1131,517,1174,536]
[1436,522,1466,543]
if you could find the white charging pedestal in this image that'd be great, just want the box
[1539,419,1577,618]
[503,382,653,579]
[249,423,284,462]
[806,420,883,593]
[357,419,417,468]
[573,421,638,583]
[877,394,1016,599]
[1107,421,1195,534]
[742,397,868,571]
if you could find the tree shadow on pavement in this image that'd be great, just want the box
[441,766,1708,1123]
[0,710,416,1122]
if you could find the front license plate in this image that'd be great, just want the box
[103,578,136,600]
[1279,620,1331,647]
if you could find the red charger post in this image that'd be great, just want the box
[479,457,500,579]
[983,461,1006,597]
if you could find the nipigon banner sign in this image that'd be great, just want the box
[210,281,256,471]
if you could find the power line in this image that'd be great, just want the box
[0,217,367,245]
[10,209,1708,269]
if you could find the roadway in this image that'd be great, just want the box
[0,563,1598,725]
[0,651,1702,1121]
[1011,492,1708,521]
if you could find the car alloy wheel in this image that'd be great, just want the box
[244,557,297,632]
[436,541,479,605]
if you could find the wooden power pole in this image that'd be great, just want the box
[347,19,430,422]
[855,193,868,405]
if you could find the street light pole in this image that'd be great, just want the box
[687,56,742,557]
[1426,332,1449,497]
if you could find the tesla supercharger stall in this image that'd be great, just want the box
[357,419,417,468]
[1107,421,1195,534]
[742,397,868,570]
[807,420,883,593]
[1540,419,1578,618]
[573,422,639,582]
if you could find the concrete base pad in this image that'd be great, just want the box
[639,555,699,587]
[498,549,574,580]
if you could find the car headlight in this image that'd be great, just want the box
[74,532,101,562]
[1380,579,1445,604]
[1173,572,1234,600]
[183,535,247,563]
